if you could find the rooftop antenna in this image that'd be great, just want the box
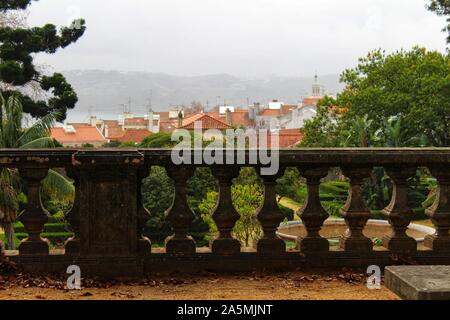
[88,105,93,117]
[127,97,132,113]
[147,89,153,112]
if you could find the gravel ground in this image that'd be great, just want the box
[0,270,399,300]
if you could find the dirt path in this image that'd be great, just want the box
[0,271,399,300]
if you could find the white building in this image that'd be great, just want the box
[253,74,324,131]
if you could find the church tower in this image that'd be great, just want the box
[312,71,322,97]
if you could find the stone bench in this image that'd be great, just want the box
[385,266,450,300]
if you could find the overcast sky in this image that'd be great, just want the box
[28,0,448,77]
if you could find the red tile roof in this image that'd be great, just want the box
[258,109,281,117]
[51,127,107,145]
[303,97,322,105]
[181,113,206,126]
[281,104,297,115]
[230,112,254,127]
[159,121,178,133]
[114,129,152,143]
[278,129,303,148]
[104,120,124,139]
[124,117,149,126]
[205,112,221,119]
[203,111,254,127]
[265,129,303,148]
[181,114,232,130]
[154,112,170,120]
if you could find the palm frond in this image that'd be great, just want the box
[0,168,19,190]
[0,94,23,148]
[42,169,75,202]
[20,137,56,149]
[0,93,5,132]
[0,177,19,222]
[17,111,61,147]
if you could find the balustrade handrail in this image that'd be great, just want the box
[1,148,449,276]
[1,147,450,166]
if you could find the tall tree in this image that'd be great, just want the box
[427,0,450,44]
[339,47,450,146]
[0,0,86,120]
[298,96,342,148]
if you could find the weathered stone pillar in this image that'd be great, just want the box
[340,167,373,252]
[64,166,80,255]
[73,151,143,256]
[165,166,196,255]
[18,168,50,255]
[425,167,450,252]
[382,167,417,254]
[297,167,329,253]
[211,167,241,255]
[257,170,286,254]
[137,167,152,254]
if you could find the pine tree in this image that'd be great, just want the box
[427,0,450,44]
[0,0,86,120]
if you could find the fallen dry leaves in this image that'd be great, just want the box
[1,254,387,300]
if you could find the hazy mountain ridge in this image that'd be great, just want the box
[63,70,344,121]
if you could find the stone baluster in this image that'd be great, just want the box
[64,167,80,255]
[18,168,50,255]
[165,166,196,255]
[297,167,329,253]
[382,167,417,254]
[257,170,286,254]
[211,167,241,255]
[137,167,152,254]
[424,167,450,251]
[340,167,373,252]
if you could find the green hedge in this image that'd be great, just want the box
[48,212,66,223]
[279,204,294,221]
[13,212,73,246]
[14,222,70,234]
[370,208,426,221]
[15,232,73,245]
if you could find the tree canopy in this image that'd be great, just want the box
[340,47,450,146]
[427,0,450,44]
[300,47,450,147]
[0,0,86,120]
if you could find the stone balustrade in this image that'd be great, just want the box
[1,148,450,277]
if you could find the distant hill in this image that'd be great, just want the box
[63,70,344,122]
